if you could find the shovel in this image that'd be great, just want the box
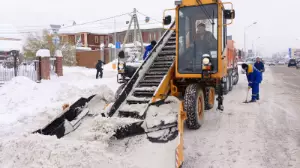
[243,88,250,103]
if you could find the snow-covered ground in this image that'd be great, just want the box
[183,67,300,168]
[0,64,120,138]
[1,64,300,168]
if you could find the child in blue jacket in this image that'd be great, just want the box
[143,40,157,60]
[242,63,263,102]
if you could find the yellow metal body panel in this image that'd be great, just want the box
[151,63,175,102]
[181,0,218,6]
[175,0,229,79]
[175,101,187,168]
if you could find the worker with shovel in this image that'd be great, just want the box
[241,63,262,103]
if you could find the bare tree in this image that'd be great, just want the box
[61,43,77,66]
[23,29,77,66]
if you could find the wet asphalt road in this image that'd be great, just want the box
[268,65,300,89]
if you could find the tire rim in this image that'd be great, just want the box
[209,89,214,105]
[198,96,203,120]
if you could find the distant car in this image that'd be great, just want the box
[288,59,297,67]
[266,61,276,66]
[278,61,285,65]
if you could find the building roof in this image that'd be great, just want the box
[58,20,163,35]
[0,40,23,51]
[0,24,22,40]
[0,24,23,51]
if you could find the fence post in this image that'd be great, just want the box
[55,50,63,76]
[12,50,19,77]
[36,57,42,82]
[36,49,51,80]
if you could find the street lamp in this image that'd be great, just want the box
[244,21,257,58]
[252,37,260,57]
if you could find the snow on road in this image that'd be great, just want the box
[184,67,300,168]
[2,63,300,168]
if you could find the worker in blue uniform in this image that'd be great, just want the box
[143,40,157,60]
[241,63,263,102]
[254,57,265,72]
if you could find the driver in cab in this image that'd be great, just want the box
[194,22,217,54]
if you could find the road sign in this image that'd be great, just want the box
[116,42,121,49]
[52,36,60,45]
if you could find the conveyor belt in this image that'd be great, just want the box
[116,32,176,119]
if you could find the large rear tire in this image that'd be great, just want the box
[233,71,239,85]
[223,76,229,95]
[184,84,205,129]
[229,73,233,91]
[205,87,215,110]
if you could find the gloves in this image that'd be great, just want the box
[248,86,251,90]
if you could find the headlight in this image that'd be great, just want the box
[202,58,210,65]
[119,64,124,69]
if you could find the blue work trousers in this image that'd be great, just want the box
[251,83,260,100]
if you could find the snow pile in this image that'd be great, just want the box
[144,96,180,129]
[0,72,116,137]
[0,40,22,51]
[126,62,143,68]
[65,115,141,142]
[134,86,157,91]
[102,59,117,71]
[36,49,50,57]
[0,134,134,168]
[119,103,148,116]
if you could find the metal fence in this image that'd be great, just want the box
[0,59,39,82]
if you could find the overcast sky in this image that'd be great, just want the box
[1,0,299,56]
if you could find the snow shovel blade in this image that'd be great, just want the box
[113,121,145,139]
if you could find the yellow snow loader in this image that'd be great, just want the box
[34,0,235,167]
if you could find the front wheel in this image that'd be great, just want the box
[184,84,205,129]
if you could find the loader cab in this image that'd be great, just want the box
[163,1,235,78]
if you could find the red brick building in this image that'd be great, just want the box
[58,23,165,50]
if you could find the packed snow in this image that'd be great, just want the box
[0,65,119,137]
[143,96,179,129]
[36,49,50,57]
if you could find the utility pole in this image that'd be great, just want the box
[114,18,117,60]
[121,8,144,60]
[50,24,61,71]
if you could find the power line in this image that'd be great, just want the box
[136,10,162,24]
[60,12,133,29]
[0,10,162,35]
[0,12,133,35]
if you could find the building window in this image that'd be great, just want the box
[95,36,99,43]
[75,34,82,47]
[100,36,104,44]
